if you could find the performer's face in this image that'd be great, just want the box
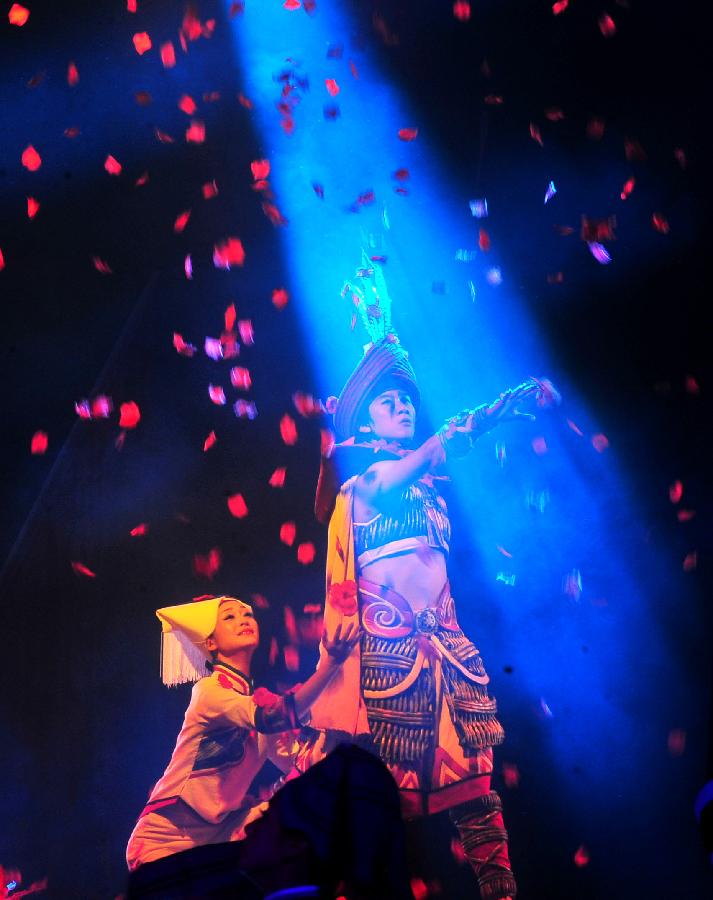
[366,388,416,441]
[206,600,259,659]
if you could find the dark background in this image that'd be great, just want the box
[1,1,711,897]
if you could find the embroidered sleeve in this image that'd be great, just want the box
[253,687,300,734]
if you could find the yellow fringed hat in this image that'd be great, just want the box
[156,595,252,686]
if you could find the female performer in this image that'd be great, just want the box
[307,257,558,900]
[126,595,358,870]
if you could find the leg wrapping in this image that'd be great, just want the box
[449,792,517,900]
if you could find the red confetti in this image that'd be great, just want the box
[297,542,315,565]
[225,303,236,332]
[453,1,471,21]
[71,561,96,578]
[545,106,565,121]
[567,418,584,437]
[581,215,616,242]
[184,254,193,279]
[202,180,218,198]
[262,202,288,226]
[677,509,696,522]
[484,94,504,105]
[683,551,697,572]
[269,637,279,666]
[227,493,249,518]
[532,436,548,455]
[283,0,301,9]
[685,375,700,395]
[272,287,289,309]
[92,395,112,418]
[127,0,137,10]
[203,431,217,451]
[0,248,4,271]
[284,605,299,643]
[284,645,300,671]
[325,78,340,96]
[478,228,491,252]
[669,480,683,504]
[8,4,30,26]
[586,116,605,140]
[591,433,609,452]
[624,137,646,161]
[547,272,564,284]
[251,159,270,181]
[280,414,298,445]
[280,521,296,546]
[208,385,226,405]
[674,147,687,169]
[132,32,152,55]
[229,2,245,15]
[64,126,81,138]
[398,127,419,141]
[186,120,205,143]
[27,197,40,219]
[119,401,141,429]
[293,392,323,418]
[173,210,191,233]
[213,237,245,270]
[410,879,428,900]
[160,41,176,68]
[178,94,197,115]
[92,257,113,274]
[238,320,254,345]
[496,545,513,558]
[230,367,251,390]
[193,547,222,579]
[552,0,568,13]
[652,213,670,234]
[67,61,79,86]
[238,93,253,109]
[22,145,42,172]
[104,155,122,175]
[350,59,359,79]
[574,845,590,867]
[667,728,686,756]
[620,177,635,200]
[130,523,149,537]
[598,13,616,37]
[529,122,543,146]
[269,467,286,488]
[30,431,48,455]
[502,762,520,788]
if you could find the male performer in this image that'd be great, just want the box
[307,257,558,900]
[126,595,359,869]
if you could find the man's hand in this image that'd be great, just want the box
[321,619,362,665]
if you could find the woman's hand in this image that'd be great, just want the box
[321,619,362,665]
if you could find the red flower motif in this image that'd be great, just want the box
[253,687,280,708]
[217,673,233,690]
[328,580,358,616]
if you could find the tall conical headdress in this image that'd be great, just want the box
[332,252,420,441]
[156,595,252,686]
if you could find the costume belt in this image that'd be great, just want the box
[358,578,489,698]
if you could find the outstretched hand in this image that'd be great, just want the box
[321,619,362,665]
[484,376,560,425]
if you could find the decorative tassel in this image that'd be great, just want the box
[160,629,210,686]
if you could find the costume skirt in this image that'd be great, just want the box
[358,578,505,817]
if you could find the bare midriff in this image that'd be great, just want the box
[358,537,448,612]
